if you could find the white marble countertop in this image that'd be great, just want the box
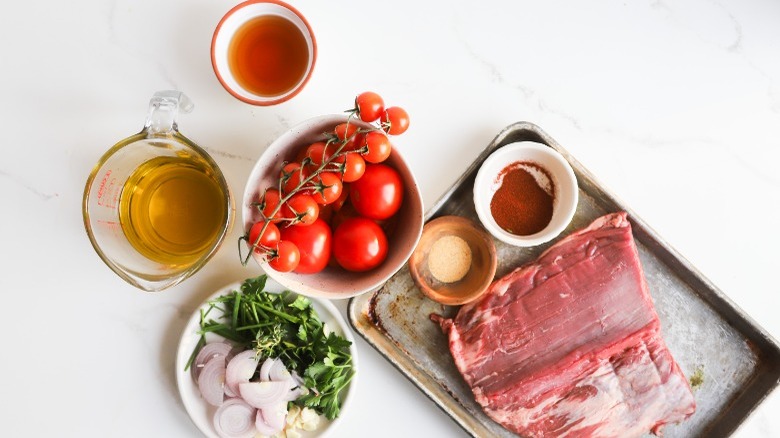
[1,0,778,436]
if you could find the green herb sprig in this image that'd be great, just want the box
[186,275,354,420]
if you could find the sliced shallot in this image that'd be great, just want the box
[291,370,305,387]
[286,386,309,401]
[192,342,232,382]
[213,398,257,438]
[255,408,282,436]
[261,401,288,431]
[259,357,275,382]
[198,356,226,407]
[269,358,292,384]
[224,382,237,399]
[225,350,259,396]
[239,381,290,409]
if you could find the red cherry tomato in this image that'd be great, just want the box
[348,132,365,152]
[332,184,350,211]
[349,164,404,220]
[247,220,280,252]
[380,106,410,135]
[359,131,392,164]
[280,219,332,274]
[305,142,344,168]
[268,240,300,272]
[330,200,358,231]
[258,188,283,221]
[318,203,334,224]
[335,122,358,142]
[293,144,309,164]
[355,91,384,122]
[280,162,310,194]
[342,152,366,182]
[310,172,343,205]
[334,122,361,149]
[332,217,388,272]
[282,193,319,226]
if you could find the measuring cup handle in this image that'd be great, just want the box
[144,90,194,135]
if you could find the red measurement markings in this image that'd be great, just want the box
[96,170,111,200]
[96,171,118,208]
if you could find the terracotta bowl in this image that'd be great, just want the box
[242,114,424,299]
[409,215,497,306]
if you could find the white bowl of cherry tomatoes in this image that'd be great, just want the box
[241,92,423,299]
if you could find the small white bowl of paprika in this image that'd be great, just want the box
[473,142,578,247]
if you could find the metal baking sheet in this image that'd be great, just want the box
[348,122,780,437]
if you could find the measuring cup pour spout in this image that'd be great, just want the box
[83,91,233,292]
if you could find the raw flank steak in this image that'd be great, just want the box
[432,212,695,437]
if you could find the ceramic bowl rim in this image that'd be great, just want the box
[472,142,578,247]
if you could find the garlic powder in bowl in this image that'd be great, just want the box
[409,216,497,306]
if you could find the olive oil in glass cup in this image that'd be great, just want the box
[83,91,234,292]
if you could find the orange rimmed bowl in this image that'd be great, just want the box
[211,0,317,106]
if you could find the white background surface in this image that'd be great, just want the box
[1,0,778,437]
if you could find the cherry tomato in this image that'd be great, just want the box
[247,220,280,252]
[280,162,310,194]
[310,172,343,205]
[293,144,309,164]
[318,203,334,224]
[282,193,319,226]
[306,141,345,169]
[268,240,300,272]
[380,106,410,135]
[342,152,366,182]
[332,184,350,211]
[334,122,361,149]
[359,131,392,164]
[330,200,358,231]
[332,217,388,272]
[355,91,384,122]
[347,132,365,152]
[335,122,358,141]
[258,188,283,221]
[350,163,404,220]
[280,219,332,274]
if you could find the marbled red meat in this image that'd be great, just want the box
[433,212,695,437]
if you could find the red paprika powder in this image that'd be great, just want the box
[490,161,554,236]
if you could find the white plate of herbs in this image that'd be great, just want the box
[175,275,358,438]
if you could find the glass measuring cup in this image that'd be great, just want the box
[83,91,234,292]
